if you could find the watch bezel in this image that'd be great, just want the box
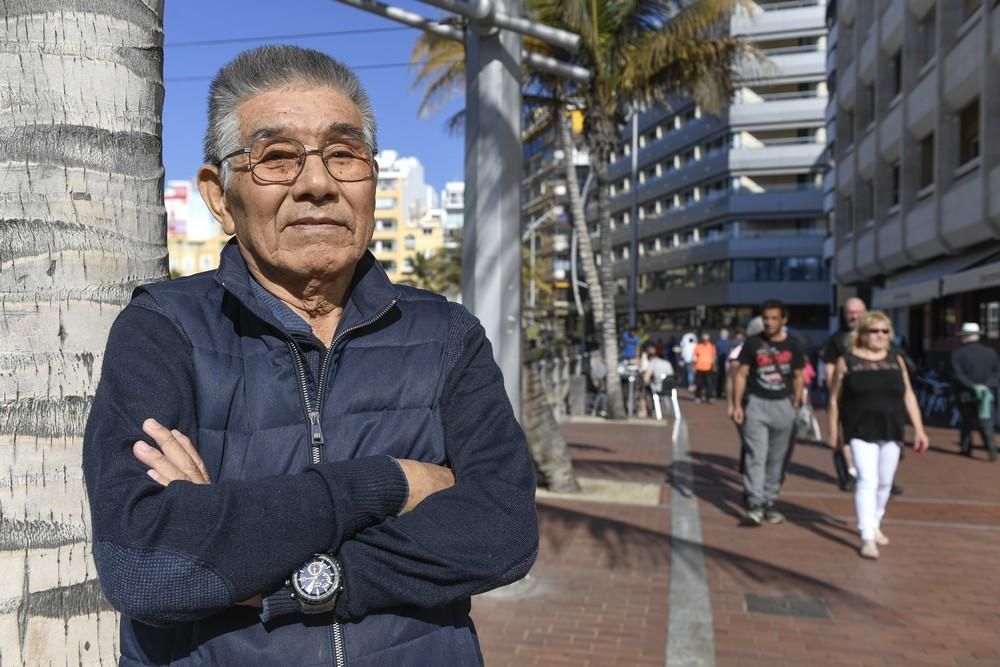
[289,553,342,605]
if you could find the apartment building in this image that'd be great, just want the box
[831,0,1000,361]
[370,151,445,279]
[522,107,588,338]
[605,0,832,340]
[441,181,464,248]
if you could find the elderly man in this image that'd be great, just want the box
[951,322,1000,460]
[83,46,538,666]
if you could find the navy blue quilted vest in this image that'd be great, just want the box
[118,243,482,666]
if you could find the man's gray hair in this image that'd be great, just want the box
[204,45,378,184]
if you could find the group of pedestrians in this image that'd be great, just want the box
[611,298,998,561]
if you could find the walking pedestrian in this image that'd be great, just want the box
[822,297,866,492]
[950,322,1000,461]
[828,311,929,559]
[693,333,717,403]
[731,301,804,525]
[715,328,732,399]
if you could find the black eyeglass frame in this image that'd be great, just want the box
[216,137,379,184]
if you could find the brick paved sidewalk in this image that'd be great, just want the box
[472,400,1000,666]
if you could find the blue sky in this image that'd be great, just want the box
[163,0,465,192]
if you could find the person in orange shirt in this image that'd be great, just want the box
[694,333,718,403]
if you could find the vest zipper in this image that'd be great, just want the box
[286,298,398,667]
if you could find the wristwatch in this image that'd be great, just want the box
[287,553,343,614]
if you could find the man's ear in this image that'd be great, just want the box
[198,164,236,236]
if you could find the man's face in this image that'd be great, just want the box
[211,86,376,285]
[760,308,786,337]
[844,299,867,328]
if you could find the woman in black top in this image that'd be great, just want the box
[828,311,929,559]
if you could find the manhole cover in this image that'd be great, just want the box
[744,593,830,619]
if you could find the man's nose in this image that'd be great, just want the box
[292,152,341,198]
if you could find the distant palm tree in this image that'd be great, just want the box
[410,0,753,420]
[407,246,463,298]
[0,3,167,663]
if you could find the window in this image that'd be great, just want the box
[919,133,934,189]
[860,180,874,222]
[423,228,434,236]
[842,110,854,146]
[959,98,980,166]
[376,197,397,210]
[890,161,901,208]
[863,84,875,128]
[918,9,936,66]
[370,239,395,253]
[843,196,854,234]
[889,50,902,100]
[404,234,415,249]
[375,218,395,231]
[380,260,396,273]
[377,178,398,190]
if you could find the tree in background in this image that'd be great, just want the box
[406,245,463,299]
[0,2,166,662]
[411,0,752,420]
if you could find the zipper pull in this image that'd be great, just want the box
[309,411,325,446]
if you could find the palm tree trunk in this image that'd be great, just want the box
[522,354,581,493]
[0,2,166,662]
[585,117,627,420]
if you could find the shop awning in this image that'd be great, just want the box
[941,253,1000,296]
[871,247,999,309]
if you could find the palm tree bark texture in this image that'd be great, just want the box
[0,1,166,662]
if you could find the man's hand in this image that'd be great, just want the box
[731,405,744,425]
[395,459,455,514]
[133,418,210,485]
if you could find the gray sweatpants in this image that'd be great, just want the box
[741,394,796,508]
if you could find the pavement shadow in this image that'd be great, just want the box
[571,459,669,482]
[533,500,900,625]
[673,451,857,551]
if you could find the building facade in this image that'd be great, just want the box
[370,151,446,280]
[831,0,1000,362]
[605,0,832,341]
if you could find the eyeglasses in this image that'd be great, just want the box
[217,137,376,184]
[863,328,891,335]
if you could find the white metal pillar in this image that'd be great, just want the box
[462,2,523,418]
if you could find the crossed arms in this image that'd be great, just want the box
[83,304,539,626]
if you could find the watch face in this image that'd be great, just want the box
[292,554,341,603]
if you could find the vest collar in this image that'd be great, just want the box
[215,239,400,342]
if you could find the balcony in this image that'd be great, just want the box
[835,243,860,284]
[839,59,856,110]
[904,193,944,262]
[905,67,936,138]
[992,165,1000,225]
[740,49,826,84]
[877,210,907,272]
[854,226,878,277]
[730,140,825,173]
[731,1,826,39]
[942,168,990,249]
[609,188,824,245]
[943,17,984,109]
[858,29,877,83]
[730,94,826,128]
[880,0,904,51]
[993,6,1000,63]
[878,102,902,160]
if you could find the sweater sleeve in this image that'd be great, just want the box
[332,304,539,619]
[83,303,407,627]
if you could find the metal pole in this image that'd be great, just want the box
[461,0,523,419]
[629,111,639,328]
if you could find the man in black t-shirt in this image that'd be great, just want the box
[732,300,804,526]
